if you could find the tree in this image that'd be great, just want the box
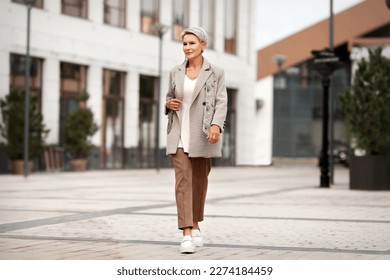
[340,48,390,155]
[0,87,49,160]
[63,91,98,159]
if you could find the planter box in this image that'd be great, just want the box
[11,160,33,175]
[350,155,390,190]
[69,159,87,171]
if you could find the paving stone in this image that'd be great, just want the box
[1,165,389,260]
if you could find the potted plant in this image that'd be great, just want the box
[340,48,390,190]
[0,87,49,174]
[64,91,98,171]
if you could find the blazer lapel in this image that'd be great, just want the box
[175,62,186,100]
[191,60,212,105]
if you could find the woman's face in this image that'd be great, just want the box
[182,34,206,61]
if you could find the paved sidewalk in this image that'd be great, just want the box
[0,163,390,260]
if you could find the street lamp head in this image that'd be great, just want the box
[273,54,287,70]
[24,0,37,6]
[153,23,169,37]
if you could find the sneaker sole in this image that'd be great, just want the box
[180,246,195,254]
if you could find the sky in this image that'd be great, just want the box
[256,0,364,49]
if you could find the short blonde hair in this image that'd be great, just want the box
[180,27,208,45]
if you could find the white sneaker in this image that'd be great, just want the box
[180,235,195,254]
[192,229,203,247]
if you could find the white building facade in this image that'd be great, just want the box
[0,0,258,170]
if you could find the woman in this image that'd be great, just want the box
[165,27,228,253]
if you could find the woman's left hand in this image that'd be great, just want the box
[207,125,221,144]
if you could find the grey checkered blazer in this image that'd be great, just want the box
[165,58,228,158]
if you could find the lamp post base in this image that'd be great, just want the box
[320,176,330,188]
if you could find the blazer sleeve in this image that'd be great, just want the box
[211,69,228,132]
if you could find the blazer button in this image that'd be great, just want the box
[202,102,206,106]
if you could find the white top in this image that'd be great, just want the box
[178,75,197,153]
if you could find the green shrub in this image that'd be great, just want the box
[0,87,49,160]
[64,92,98,159]
[340,48,390,155]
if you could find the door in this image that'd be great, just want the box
[102,69,125,168]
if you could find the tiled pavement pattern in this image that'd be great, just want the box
[0,164,390,260]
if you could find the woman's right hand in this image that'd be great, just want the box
[166,98,182,111]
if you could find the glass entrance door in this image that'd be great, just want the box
[102,69,125,169]
[138,75,157,168]
[213,88,236,166]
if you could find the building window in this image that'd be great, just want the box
[140,0,159,35]
[62,0,88,19]
[172,0,189,41]
[224,0,237,54]
[12,0,43,8]
[213,88,237,166]
[102,69,125,169]
[138,75,157,168]
[59,62,88,145]
[200,0,215,49]
[10,53,43,109]
[272,60,349,158]
[104,0,126,28]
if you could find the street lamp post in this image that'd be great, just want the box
[153,23,169,172]
[329,0,334,52]
[321,75,331,187]
[328,0,335,184]
[272,54,287,89]
[311,50,343,188]
[23,0,36,178]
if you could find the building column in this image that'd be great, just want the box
[235,80,257,165]
[45,0,61,14]
[236,0,255,63]
[0,51,9,100]
[247,0,257,65]
[41,57,60,144]
[124,70,139,148]
[254,76,274,165]
[87,64,102,146]
[89,0,103,24]
[160,0,172,26]
[127,0,140,31]
[189,0,200,27]
[214,0,224,53]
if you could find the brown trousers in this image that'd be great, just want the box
[171,148,211,229]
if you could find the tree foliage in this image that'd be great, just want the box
[64,92,98,159]
[0,87,49,160]
[340,48,390,155]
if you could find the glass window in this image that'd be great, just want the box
[10,53,43,109]
[102,69,125,169]
[200,0,215,49]
[273,59,350,157]
[172,0,189,41]
[12,0,43,8]
[140,0,159,35]
[213,88,237,166]
[224,0,237,54]
[138,75,157,168]
[104,0,126,28]
[62,0,88,19]
[59,62,88,145]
